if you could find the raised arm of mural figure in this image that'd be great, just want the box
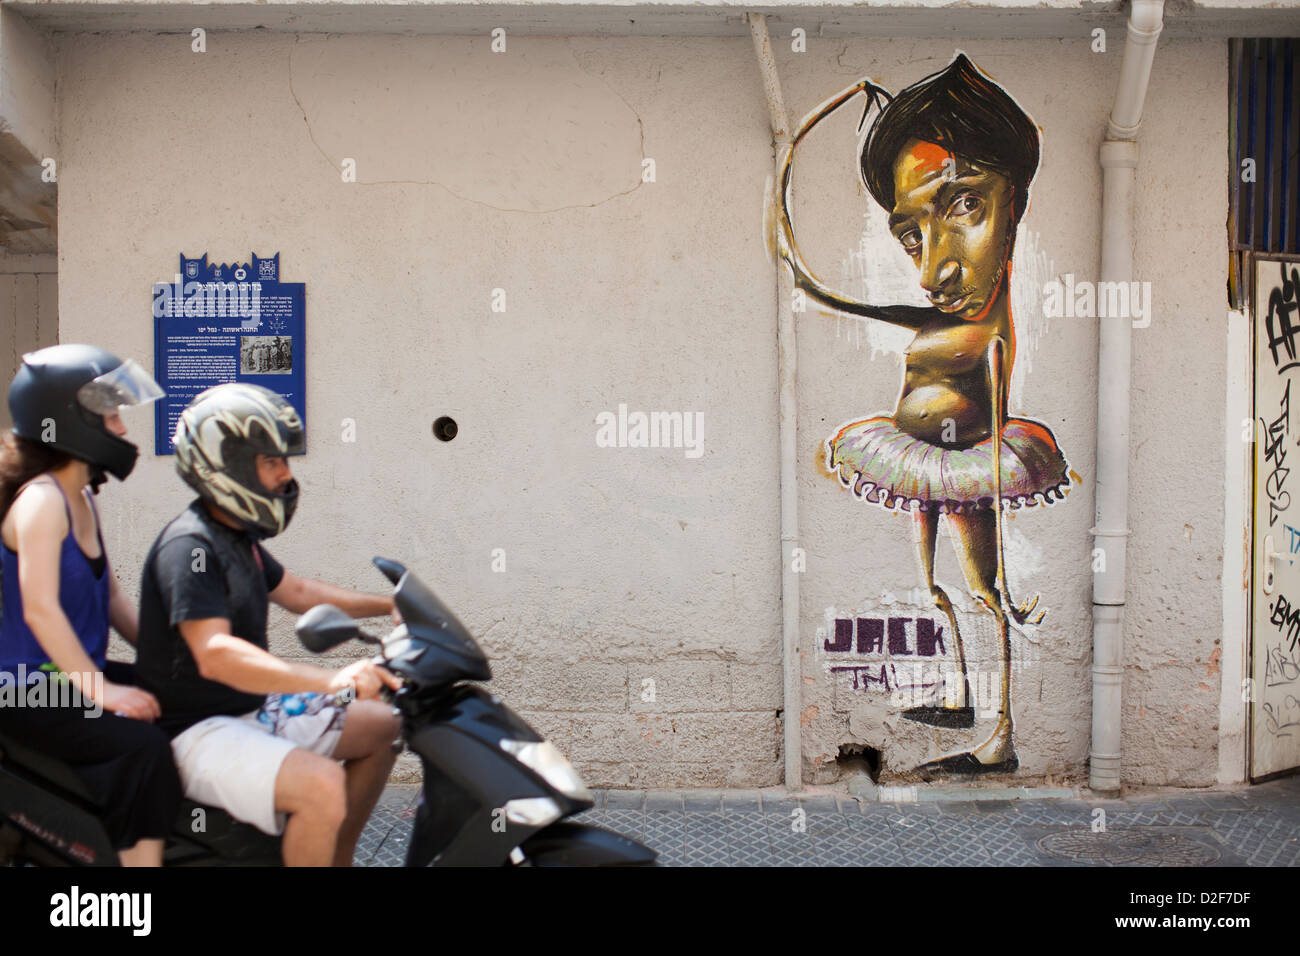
[768,81,933,333]
[987,336,1044,628]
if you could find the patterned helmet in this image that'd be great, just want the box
[173,383,305,538]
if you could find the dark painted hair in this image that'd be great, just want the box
[860,53,1040,223]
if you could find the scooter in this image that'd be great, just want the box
[0,557,656,867]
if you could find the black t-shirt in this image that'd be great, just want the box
[137,499,285,737]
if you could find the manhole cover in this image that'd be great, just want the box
[1036,827,1220,866]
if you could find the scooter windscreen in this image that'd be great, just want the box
[376,557,491,684]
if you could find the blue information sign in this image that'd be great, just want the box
[152,252,306,455]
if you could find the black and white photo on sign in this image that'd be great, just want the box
[240,335,293,375]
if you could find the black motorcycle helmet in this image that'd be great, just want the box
[8,345,163,488]
[172,383,305,539]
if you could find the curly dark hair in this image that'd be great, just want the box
[0,432,73,520]
[860,53,1041,224]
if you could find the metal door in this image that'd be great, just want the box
[1252,255,1300,779]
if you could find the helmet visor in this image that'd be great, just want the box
[76,359,165,415]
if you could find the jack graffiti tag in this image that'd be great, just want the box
[1269,593,1300,652]
[1260,379,1292,527]
[823,616,947,694]
[1266,640,1300,687]
[1265,259,1300,368]
[1263,696,1300,738]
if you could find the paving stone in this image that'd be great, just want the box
[795,794,841,812]
[639,811,685,865]
[937,800,984,815]
[979,825,1045,866]
[896,835,993,866]
[569,807,605,828]
[718,810,774,867]
[645,791,684,812]
[681,790,724,811]
[725,835,774,867]
[1201,792,1251,809]
[887,801,942,815]
[845,834,911,867]
[884,809,940,830]
[1166,796,1218,812]
[761,794,801,813]
[1233,820,1298,866]
[721,790,762,811]
[1123,794,1174,810]
[605,790,646,810]
[973,799,1017,813]
[603,808,645,840]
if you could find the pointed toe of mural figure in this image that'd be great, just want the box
[916,751,1019,778]
[901,678,974,727]
[901,704,976,728]
[1007,592,1047,627]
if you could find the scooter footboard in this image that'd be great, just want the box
[519,821,657,867]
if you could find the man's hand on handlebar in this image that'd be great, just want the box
[329,658,402,702]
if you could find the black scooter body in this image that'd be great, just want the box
[0,730,282,867]
[0,733,117,866]
[402,686,593,866]
[0,557,655,867]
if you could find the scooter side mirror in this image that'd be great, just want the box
[297,604,364,653]
[373,556,407,586]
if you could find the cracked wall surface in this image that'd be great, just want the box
[55,30,783,788]
[52,29,1228,788]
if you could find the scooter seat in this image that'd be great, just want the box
[169,798,283,866]
[0,728,95,803]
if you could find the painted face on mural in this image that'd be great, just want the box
[888,139,1015,321]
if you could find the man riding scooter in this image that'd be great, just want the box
[135,382,402,866]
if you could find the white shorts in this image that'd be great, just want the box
[171,693,349,836]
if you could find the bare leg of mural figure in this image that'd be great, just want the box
[989,337,1046,629]
[918,509,1018,775]
[901,508,974,728]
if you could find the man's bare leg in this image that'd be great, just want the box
[331,700,400,867]
[275,749,348,866]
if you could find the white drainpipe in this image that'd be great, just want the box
[747,12,802,790]
[1091,0,1164,793]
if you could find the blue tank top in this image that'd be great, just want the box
[0,478,111,679]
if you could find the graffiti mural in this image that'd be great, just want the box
[773,53,1071,776]
[819,608,1026,721]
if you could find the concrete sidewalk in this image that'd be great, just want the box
[354,774,1300,867]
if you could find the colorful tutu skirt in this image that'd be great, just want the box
[826,415,1071,514]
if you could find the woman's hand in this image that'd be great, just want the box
[100,681,162,722]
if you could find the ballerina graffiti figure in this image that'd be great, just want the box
[771,54,1071,775]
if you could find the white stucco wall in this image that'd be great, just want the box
[51,26,1228,788]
